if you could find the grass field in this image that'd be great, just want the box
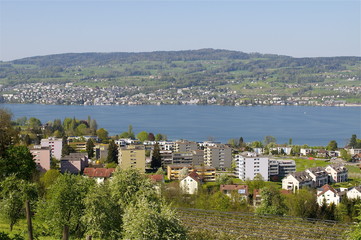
[292,158,330,172]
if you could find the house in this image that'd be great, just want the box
[149,174,165,183]
[352,153,361,162]
[180,171,201,194]
[60,153,88,174]
[317,184,345,206]
[305,167,329,188]
[282,172,313,192]
[30,146,51,172]
[300,148,313,156]
[83,167,115,183]
[346,186,361,200]
[253,189,262,206]
[220,184,248,201]
[325,164,348,183]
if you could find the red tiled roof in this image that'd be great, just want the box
[83,168,115,178]
[317,184,337,196]
[149,174,164,182]
[188,171,201,182]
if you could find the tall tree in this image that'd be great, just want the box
[0,176,37,231]
[151,143,162,169]
[256,186,287,216]
[327,140,338,151]
[36,174,94,239]
[137,131,149,142]
[96,128,109,142]
[263,136,276,145]
[148,133,155,141]
[106,140,118,163]
[82,183,122,240]
[0,146,37,181]
[0,109,19,157]
[122,197,187,240]
[350,134,357,148]
[86,139,95,159]
[128,125,135,139]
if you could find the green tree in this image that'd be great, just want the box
[155,133,167,141]
[61,137,75,156]
[256,186,287,216]
[0,176,37,231]
[109,168,157,207]
[0,146,36,181]
[96,128,109,142]
[263,136,276,145]
[137,131,149,142]
[27,117,42,131]
[36,173,94,239]
[0,109,19,157]
[106,140,118,163]
[285,189,318,218]
[349,134,357,148]
[340,149,352,162]
[151,143,162,169]
[216,173,232,185]
[122,197,187,240]
[86,139,95,159]
[40,169,61,189]
[327,140,338,151]
[82,183,122,240]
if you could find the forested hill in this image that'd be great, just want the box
[0,49,360,105]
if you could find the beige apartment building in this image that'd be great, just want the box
[174,140,198,152]
[118,145,146,172]
[204,144,232,169]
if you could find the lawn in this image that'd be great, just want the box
[292,158,330,172]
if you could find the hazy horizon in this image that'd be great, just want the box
[1,0,360,61]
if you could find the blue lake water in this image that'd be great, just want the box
[2,104,360,147]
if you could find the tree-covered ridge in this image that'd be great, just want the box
[0,49,359,87]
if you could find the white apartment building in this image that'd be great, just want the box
[41,137,63,160]
[204,144,232,169]
[235,155,269,181]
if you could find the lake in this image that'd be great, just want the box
[1,104,360,147]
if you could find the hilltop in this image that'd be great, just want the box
[0,49,360,105]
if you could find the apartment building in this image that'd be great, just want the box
[30,146,51,172]
[167,164,216,182]
[235,155,269,181]
[204,144,232,169]
[118,145,146,172]
[41,137,62,160]
[174,140,198,152]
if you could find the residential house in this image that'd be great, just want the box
[305,167,329,188]
[282,172,313,192]
[346,186,361,200]
[83,167,115,184]
[317,184,345,206]
[118,145,146,172]
[220,184,248,201]
[180,171,201,194]
[352,153,361,162]
[30,146,51,172]
[253,189,262,206]
[60,153,88,174]
[325,164,348,183]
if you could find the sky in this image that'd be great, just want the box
[0,0,360,61]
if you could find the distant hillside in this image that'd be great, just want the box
[0,49,360,105]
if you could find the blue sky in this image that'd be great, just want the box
[0,0,360,61]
